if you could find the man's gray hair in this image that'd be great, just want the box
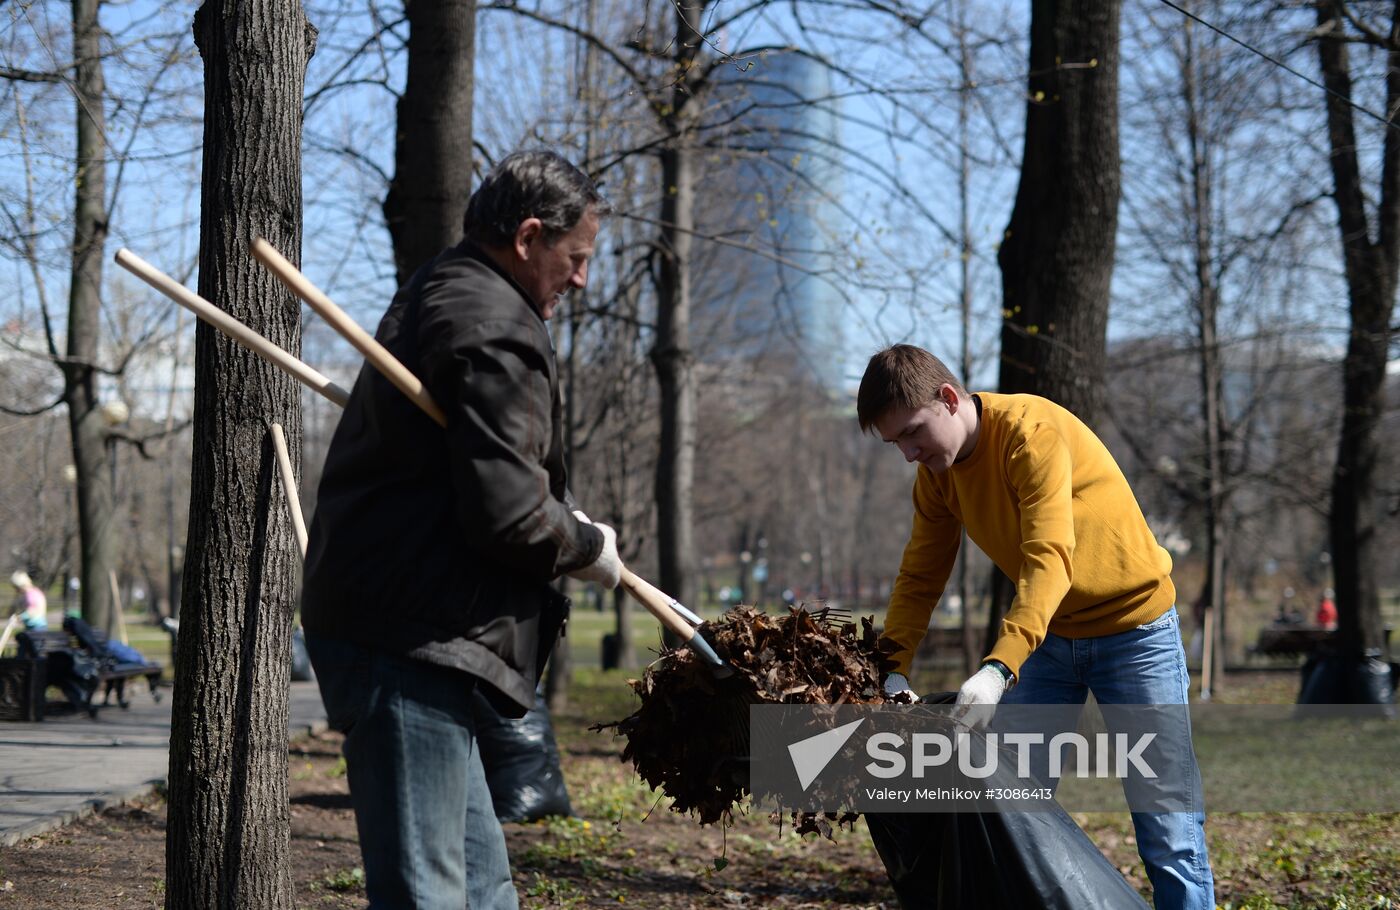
[463,150,609,246]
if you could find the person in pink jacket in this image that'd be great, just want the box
[10,571,48,630]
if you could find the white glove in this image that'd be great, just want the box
[568,511,621,590]
[883,671,918,703]
[955,663,1010,707]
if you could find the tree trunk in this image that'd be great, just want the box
[167,3,314,907]
[996,0,1122,424]
[989,0,1121,655]
[650,1,708,619]
[611,280,640,668]
[382,0,476,284]
[1314,0,1398,675]
[1183,14,1228,698]
[65,0,116,636]
[547,306,582,711]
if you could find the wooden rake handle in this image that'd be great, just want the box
[0,614,19,656]
[619,567,696,640]
[270,423,308,558]
[619,568,728,673]
[251,238,447,427]
[114,248,350,408]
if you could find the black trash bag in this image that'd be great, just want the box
[290,627,315,682]
[864,692,1150,910]
[1297,649,1396,712]
[865,808,1149,910]
[470,688,573,822]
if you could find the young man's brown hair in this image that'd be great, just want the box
[857,344,967,433]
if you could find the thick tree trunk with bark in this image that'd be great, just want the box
[167,3,314,907]
[65,0,116,636]
[653,139,698,618]
[996,0,1122,424]
[383,0,476,284]
[989,0,1121,648]
[1314,1,1398,672]
[650,0,708,618]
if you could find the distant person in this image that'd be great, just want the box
[1277,587,1303,625]
[1315,588,1337,630]
[1187,592,1207,664]
[301,151,618,910]
[10,571,47,630]
[859,344,1213,910]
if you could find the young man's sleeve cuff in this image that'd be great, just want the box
[879,632,920,677]
[986,638,1032,679]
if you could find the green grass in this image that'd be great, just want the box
[561,608,672,671]
[314,866,364,893]
[123,623,173,667]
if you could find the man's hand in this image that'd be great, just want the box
[883,671,918,704]
[568,511,621,589]
[955,663,1011,707]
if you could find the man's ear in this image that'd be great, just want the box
[513,217,544,261]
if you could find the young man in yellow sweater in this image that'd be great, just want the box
[858,344,1213,910]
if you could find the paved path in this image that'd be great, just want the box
[0,681,327,846]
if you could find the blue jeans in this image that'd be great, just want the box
[306,634,518,910]
[1000,607,1214,910]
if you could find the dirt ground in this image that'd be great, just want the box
[0,671,1397,909]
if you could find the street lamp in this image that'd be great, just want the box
[100,398,129,492]
[99,399,130,427]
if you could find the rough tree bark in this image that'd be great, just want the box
[1313,0,1397,688]
[988,0,1122,650]
[382,0,476,285]
[997,0,1122,422]
[65,0,118,636]
[166,2,315,906]
[651,0,709,620]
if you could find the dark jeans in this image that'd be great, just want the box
[306,634,518,910]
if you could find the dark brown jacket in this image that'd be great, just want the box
[301,242,602,716]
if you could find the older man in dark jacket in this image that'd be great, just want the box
[302,151,618,910]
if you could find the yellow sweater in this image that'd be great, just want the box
[885,393,1175,677]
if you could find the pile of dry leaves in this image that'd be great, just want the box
[598,606,901,833]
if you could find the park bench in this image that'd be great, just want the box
[1251,624,1394,659]
[6,626,163,720]
[1251,625,1336,658]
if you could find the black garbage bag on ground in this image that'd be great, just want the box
[864,692,1149,910]
[470,688,572,822]
[865,808,1149,909]
[1297,647,1396,713]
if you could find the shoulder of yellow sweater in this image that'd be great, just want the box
[978,391,1064,415]
[975,392,1062,439]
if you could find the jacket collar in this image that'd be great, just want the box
[462,240,549,325]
